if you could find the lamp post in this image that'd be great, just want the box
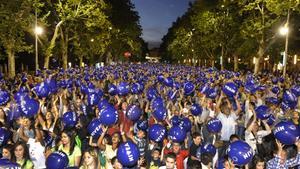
[280,9,290,78]
[34,6,43,71]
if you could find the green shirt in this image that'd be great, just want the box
[58,145,82,167]
[17,159,33,169]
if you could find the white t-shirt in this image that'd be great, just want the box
[27,138,46,169]
[217,112,238,141]
[245,130,271,152]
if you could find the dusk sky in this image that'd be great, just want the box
[132,0,195,49]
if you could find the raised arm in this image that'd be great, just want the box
[97,125,108,150]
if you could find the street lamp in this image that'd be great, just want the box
[34,26,43,71]
[280,9,290,77]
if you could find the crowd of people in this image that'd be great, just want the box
[0,63,299,169]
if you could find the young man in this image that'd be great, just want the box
[187,132,202,166]
[163,142,189,169]
[267,139,300,169]
[159,152,177,169]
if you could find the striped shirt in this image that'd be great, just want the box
[267,153,300,169]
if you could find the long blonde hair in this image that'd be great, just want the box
[81,147,100,169]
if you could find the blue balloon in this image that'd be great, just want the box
[174,82,181,90]
[265,97,279,105]
[117,141,140,167]
[184,82,195,95]
[147,87,158,101]
[168,126,186,143]
[46,78,58,94]
[164,77,173,87]
[136,119,148,131]
[0,159,20,168]
[291,85,300,97]
[222,82,238,97]
[190,103,202,116]
[131,83,143,94]
[196,143,217,158]
[0,128,10,146]
[99,105,118,126]
[272,77,278,84]
[80,85,89,95]
[199,84,209,94]
[283,90,297,105]
[271,86,280,95]
[46,151,69,169]
[273,121,299,145]
[97,99,110,110]
[20,98,39,118]
[19,86,29,93]
[255,105,271,120]
[0,90,10,106]
[157,74,164,83]
[108,84,118,96]
[87,92,100,106]
[151,97,164,110]
[149,124,167,142]
[266,114,276,126]
[34,82,51,98]
[117,82,130,96]
[227,140,254,166]
[152,107,167,121]
[14,91,29,102]
[126,105,142,122]
[170,116,181,126]
[207,118,222,133]
[43,131,54,147]
[7,103,22,121]
[87,118,102,138]
[62,111,78,128]
[206,87,218,99]
[179,117,192,132]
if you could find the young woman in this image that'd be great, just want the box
[37,97,59,132]
[98,126,122,168]
[12,142,33,169]
[58,129,82,167]
[2,144,13,160]
[80,148,100,169]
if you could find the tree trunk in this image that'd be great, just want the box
[44,21,63,69]
[254,40,264,74]
[221,45,224,70]
[106,51,112,64]
[62,43,68,69]
[234,55,239,72]
[79,55,83,67]
[7,47,15,78]
[211,60,215,67]
[61,29,68,69]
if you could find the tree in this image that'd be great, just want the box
[238,0,299,74]
[0,0,33,78]
[42,0,110,69]
[104,0,143,62]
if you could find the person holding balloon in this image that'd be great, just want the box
[58,129,82,167]
[97,126,121,168]
[18,117,46,169]
[266,139,300,169]
[162,141,189,169]
[245,108,271,155]
[37,97,59,133]
[215,91,241,158]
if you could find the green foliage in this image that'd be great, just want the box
[0,0,33,53]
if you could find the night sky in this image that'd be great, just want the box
[132,0,195,49]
